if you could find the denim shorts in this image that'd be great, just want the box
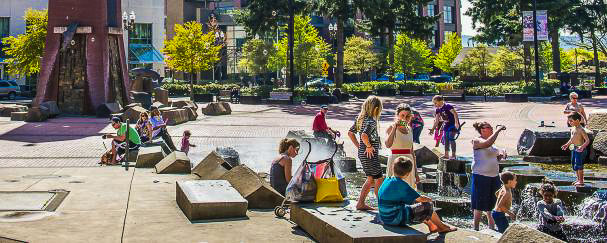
[571,148,588,171]
[492,210,509,233]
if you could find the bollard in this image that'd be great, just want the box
[124,119,129,171]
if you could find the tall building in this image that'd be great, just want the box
[423,0,462,51]
[0,0,165,83]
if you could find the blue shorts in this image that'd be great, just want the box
[471,174,501,211]
[492,210,509,233]
[571,148,588,171]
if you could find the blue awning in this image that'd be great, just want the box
[128,44,164,64]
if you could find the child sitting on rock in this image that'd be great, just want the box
[492,171,517,233]
[536,181,567,241]
[378,156,457,233]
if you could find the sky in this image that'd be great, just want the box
[461,0,478,36]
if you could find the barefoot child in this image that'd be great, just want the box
[492,171,517,233]
[180,130,196,155]
[429,95,461,159]
[561,112,590,186]
[378,157,457,233]
[537,181,567,241]
[348,96,384,210]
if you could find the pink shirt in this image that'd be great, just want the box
[181,137,190,155]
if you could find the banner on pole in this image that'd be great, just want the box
[523,10,548,42]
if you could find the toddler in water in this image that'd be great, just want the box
[180,130,196,155]
[536,181,567,241]
[492,171,517,233]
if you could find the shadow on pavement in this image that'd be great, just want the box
[0,117,109,143]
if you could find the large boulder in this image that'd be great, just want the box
[0,104,28,117]
[159,107,188,126]
[214,146,240,168]
[498,224,565,243]
[587,109,607,131]
[184,106,198,121]
[202,102,230,116]
[40,101,60,117]
[593,131,607,156]
[122,105,148,123]
[130,91,153,110]
[154,87,169,105]
[192,151,231,179]
[155,151,191,174]
[25,107,48,122]
[414,146,440,167]
[219,165,284,209]
[517,128,572,156]
[171,100,198,110]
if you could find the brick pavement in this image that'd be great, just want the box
[0,95,605,169]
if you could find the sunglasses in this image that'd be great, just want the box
[571,97,578,100]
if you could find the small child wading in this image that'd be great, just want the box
[492,172,517,233]
[537,181,567,241]
[378,157,457,233]
[561,112,590,187]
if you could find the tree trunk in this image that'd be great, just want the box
[388,26,395,82]
[189,72,194,100]
[592,28,602,86]
[550,28,561,73]
[524,43,532,85]
[336,19,345,88]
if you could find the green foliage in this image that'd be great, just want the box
[2,9,47,77]
[488,47,523,77]
[434,32,462,73]
[161,82,243,96]
[464,79,561,96]
[238,39,276,76]
[163,21,221,74]
[233,0,307,37]
[392,34,433,76]
[270,15,331,84]
[343,36,378,81]
[458,44,492,77]
[396,81,435,92]
[538,42,573,73]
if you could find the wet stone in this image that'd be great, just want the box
[523,156,570,164]
[517,128,571,157]
[555,186,589,207]
[176,180,247,221]
[414,146,439,167]
[499,223,565,243]
[10,112,28,121]
[499,161,530,172]
[438,159,467,173]
[433,197,471,216]
[421,164,437,173]
[418,179,438,193]
[337,157,357,172]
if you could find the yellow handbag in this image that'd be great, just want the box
[314,176,344,203]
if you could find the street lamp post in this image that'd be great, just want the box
[532,0,541,96]
[288,0,295,96]
[328,23,337,84]
[123,11,136,71]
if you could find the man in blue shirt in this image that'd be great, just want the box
[378,157,457,233]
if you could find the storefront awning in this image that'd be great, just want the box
[128,44,164,64]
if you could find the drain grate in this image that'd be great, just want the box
[0,190,69,212]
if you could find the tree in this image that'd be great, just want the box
[2,9,47,77]
[269,15,331,85]
[458,44,492,78]
[489,47,523,77]
[309,0,356,88]
[392,34,434,77]
[234,0,307,37]
[354,0,437,81]
[238,39,276,78]
[163,21,222,99]
[343,36,378,82]
[538,42,573,73]
[434,32,462,73]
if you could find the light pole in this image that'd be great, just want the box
[532,0,541,96]
[123,11,136,70]
[328,23,337,83]
[288,0,295,95]
[209,14,226,82]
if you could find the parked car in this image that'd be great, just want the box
[412,74,430,81]
[374,73,405,81]
[430,74,453,83]
[0,80,21,100]
[305,78,333,88]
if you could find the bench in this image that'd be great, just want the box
[267,92,293,105]
[439,89,465,101]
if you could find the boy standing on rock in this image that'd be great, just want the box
[561,112,590,187]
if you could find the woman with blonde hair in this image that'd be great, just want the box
[348,96,384,210]
[564,92,587,127]
[385,104,418,190]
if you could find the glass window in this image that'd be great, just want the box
[444,6,453,24]
[427,5,434,17]
[129,23,153,45]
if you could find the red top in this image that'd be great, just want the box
[312,112,329,132]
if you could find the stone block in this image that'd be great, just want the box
[498,223,565,243]
[219,165,284,209]
[220,102,232,113]
[599,156,607,166]
[25,107,48,122]
[419,179,438,193]
[10,112,28,121]
[414,146,439,167]
[290,201,427,243]
[40,101,60,117]
[593,132,607,155]
[155,151,191,174]
[517,128,571,156]
[184,106,198,121]
[135,146,165,168]
[160,108,189,126]
[434,197,470,216]
[170,100,198,110]
[130,91,153,110]
[192,151,230,179]
[215,147,240,168]
[587,109,607,131]
[123,103,142,112]
[0,105,28,117]
[438,159,467,173]
[96,103,122,118]
[152,101,167,109]
[154,88,169,105]
[337,157,357,172]
[176,180,248,221]
[421,164,438,173]
[143,140,171,156]
[202,102,230,116]
[122,105,148,123]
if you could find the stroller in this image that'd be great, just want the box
[274,140,346,217]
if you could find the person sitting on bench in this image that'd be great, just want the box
[103,117,141,165]
[149,106,177,151]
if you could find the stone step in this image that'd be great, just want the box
[176,180,248,221]
[219,165,284,209]
[290,201,427,243]
[418,179,438,193]
[438,159,467,173]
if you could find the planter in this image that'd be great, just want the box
[306,95,334,105]
[193,93,214,102]
[351,91,372,99]
[505,93,529,102]
[400,90,424,96]
[376,89,397,96]
[240,95,262,104]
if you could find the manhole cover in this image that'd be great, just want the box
[0,190,69,212]
[22,175,69,179]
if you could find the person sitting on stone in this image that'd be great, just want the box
[135,111,153,143]
[378,156,457,233]
[103,117,141,165]
[270,138,300,196]
[149,106,177,151]
[312,105,338,143]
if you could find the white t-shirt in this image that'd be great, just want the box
[471,138,500,177]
